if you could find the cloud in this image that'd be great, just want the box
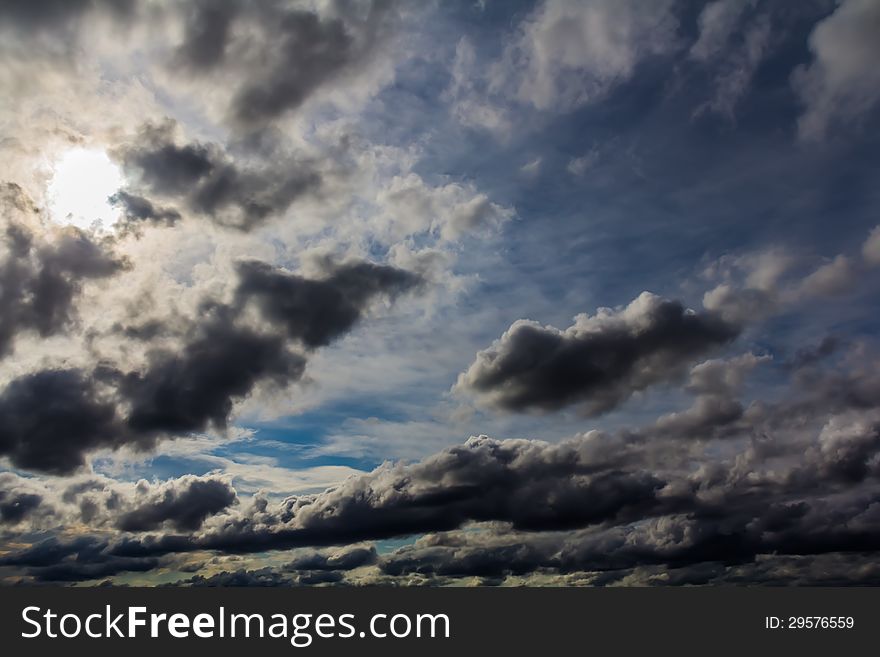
[0,369,132,475]
[689,0,757,62]
[234,258,422,349]
[0,0,135,42]
[171,568,292,587]
[114,121,322,230]
[796,254,857,298]
[112,430,673,561]
[863,225,880,266]
[455,292,740,415]
[567,150,599,176]
[117,476,236,532]
[650,353,770,440]
[120,306,307,436]
[693,11,772,120]
[0,491,42,524]
[702,239,872,324]
[374,173,515,241]
[286,545,378,572]
[0,256,420,474]
[444,38,514,137]
[108,190,182,227]
[793,0,880,140]
[0,183,127,358]
[5,343,880,583]
[492,0,679,111]
[170,0,401,130]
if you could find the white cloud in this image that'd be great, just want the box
[519,156,543,178]
[690,0,756,62]
[793,0,880,140]
[863,225,880,266]
[492,0,679,111]
[567,149,600,176]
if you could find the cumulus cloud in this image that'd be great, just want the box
[455,292,739,415]
[701,241,873,324]
[5,342,880,583]
[0,257,420,474]
[2,0,880,590]
[117,476,236,532]
[56,434,669,561]
[793,0,880,140]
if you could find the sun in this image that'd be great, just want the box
[47,148,124,230]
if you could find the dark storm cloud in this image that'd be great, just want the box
[0,255,419,474]
[120,305,307,435]
[103,435,669,558]
[115,121,321,230]
[235,259,423,348]
[0,369,134,475]
[0,535,160,583]
[380,538,549,579]
[0,184,127,358]
[377,485,880,583]
[6,351,880,583]
[0,491,42,524]
[456,292,740,415]
[49,354,869,581]
[117,477,237,532]
[171,0,399,129]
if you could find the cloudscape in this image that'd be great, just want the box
[1,0,880,587]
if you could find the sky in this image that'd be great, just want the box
[1,0,880,586]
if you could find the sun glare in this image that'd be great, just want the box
[47,148,124,230]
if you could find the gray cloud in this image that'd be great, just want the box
[794,0,880,140]
[0,0,135,39]
[115,121,321,230]
[235,258,422,348]
[117,477,237,532]
[286,545,378,572]
[0,183,127,358]
[455,292,740,415]
[0,491,42,524]
[120,306,307,436]
[101,435,669,559]
[0,256,419,474]
[170,0,399,129]
[0,369,133,475]
[5,346,880,583]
